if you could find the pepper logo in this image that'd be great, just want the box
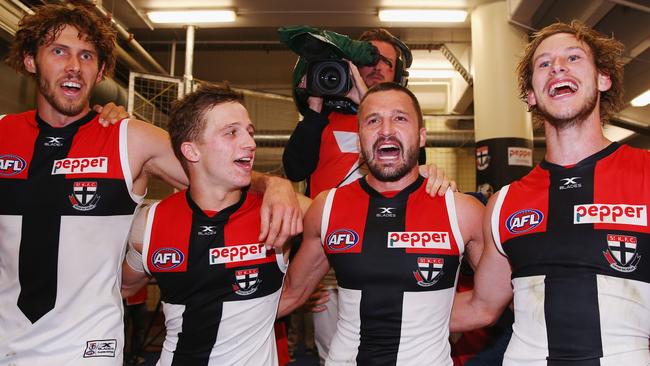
[506,209,543,234]
[209,243,267,264]
[574,204,647,226]
[326,229,359,251]
[151,248,184,270]
[0,154,26,176]
[387,231,451,249]
[52,157,108,175]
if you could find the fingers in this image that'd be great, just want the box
[258,205,270,247]
[260,204,285,250]
[93,105,110,127]
[310,305,328,313]
[425,176,434,195]
[433,170,446,196]
[97,102,130,127]
[259,176,302,249]
[421,163,455,196]
[302,286,330,313]
[424,165,443,196]
[293,209,303,237]
[274,206,295,250]
[270,205,303,250]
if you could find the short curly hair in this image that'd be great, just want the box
[8,4,116,78]
[516,20,625,125]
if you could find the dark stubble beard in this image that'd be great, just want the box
[363,138,420,182]
[36,66,89,117]
[538,82,598,130]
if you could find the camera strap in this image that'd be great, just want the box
[336,160,366,188]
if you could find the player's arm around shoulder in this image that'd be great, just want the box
[450,191,513,332]
[278,193,312,259]
[277,190,331,318]
[127,119,188,195]
[122,203,153,298]
[252,172,306,250]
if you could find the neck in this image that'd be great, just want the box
[543,110,611,166]
[365,167,420,193]
[36,94,90,128]
[188,183,242,213]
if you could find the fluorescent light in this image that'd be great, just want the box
[408,69,457,79]
[379,9,467,23]
[147,10,236,24]
[630,89,650,107]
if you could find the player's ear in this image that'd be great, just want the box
[181,141,200,163]
[24,53,36,74]
[597,72,612,92]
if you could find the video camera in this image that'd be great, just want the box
[278,26,412,113]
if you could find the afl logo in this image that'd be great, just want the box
[0,154,26,176]
[152,248,184,270]
[326,229,359,251]
[506,209,543,234]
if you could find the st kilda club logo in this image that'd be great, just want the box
[69,181,100,211]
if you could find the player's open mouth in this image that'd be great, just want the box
[548,79,578,98]
[234,156,253,170]
[61,80,82,95]
[376,142,401,160]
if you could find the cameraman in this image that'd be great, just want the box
[283,28,426,198]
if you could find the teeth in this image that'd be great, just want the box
[549,81,578,96]
[236,157,251,162]
[62,81,81,89]
[379,144,398,150]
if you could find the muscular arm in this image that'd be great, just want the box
[453,192,485,269]
[282,108,329,182]
[128,119,188,194]
[450,192,513,332]
[121,205,152,298]
[277,191,331,318]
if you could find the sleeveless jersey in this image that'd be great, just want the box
[0,111,141,365]
[321,176,464,365]
[143,190,286,366]
[309,112,364,199]
[492,143,650,366]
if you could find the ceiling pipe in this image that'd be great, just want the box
[86,1,167,75]
[606,0,650,14]
[611,115,650,135]
[121,0,154,30]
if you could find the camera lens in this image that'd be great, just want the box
[306,60,351,97]
[319,66,342,89]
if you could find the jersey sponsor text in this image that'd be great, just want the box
[209,243,266,264]
[387,231,451,249]
[574,204,647,226]
[51,156,108,175]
